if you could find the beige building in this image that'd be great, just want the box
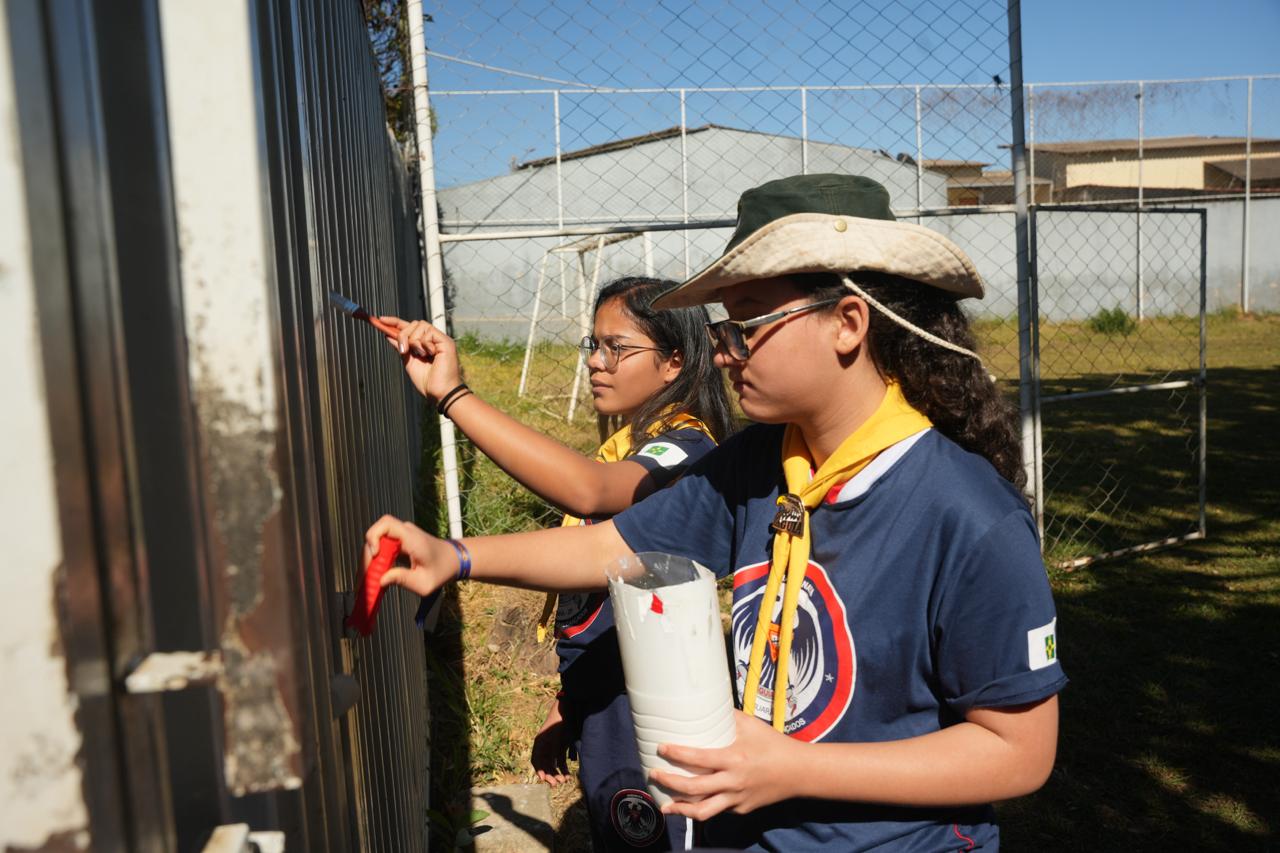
[926,137,1280,205]
[923,159,1052,206]
[1027,135,1280,201]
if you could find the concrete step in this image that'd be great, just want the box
[467,783,554,852]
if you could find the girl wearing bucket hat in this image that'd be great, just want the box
[369,174,1066,851]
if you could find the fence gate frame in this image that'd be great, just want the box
[1027,203,1208,568]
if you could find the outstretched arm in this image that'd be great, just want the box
[366,514,634,597]
[383,317,664,517]
[651,698,1058,820]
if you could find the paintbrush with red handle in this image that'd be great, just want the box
[330,292,442,632]
[328,290,401,338]
[346,536,401,636]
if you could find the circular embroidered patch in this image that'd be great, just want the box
[609,788,663,847]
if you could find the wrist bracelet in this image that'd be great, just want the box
[436,383,469,415]
[445,538,472,580]
[439,389,473,419]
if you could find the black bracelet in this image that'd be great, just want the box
[439,389,473,419]
[436,383,470,415]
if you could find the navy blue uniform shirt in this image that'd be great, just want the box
[613,424,1067,852]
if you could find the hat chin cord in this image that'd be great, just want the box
[839,274,984,364]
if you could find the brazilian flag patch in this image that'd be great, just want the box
[637,441,688,468]
[1026,618,1059,671]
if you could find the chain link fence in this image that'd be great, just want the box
[1031,207,1206,566]
[417,6,1272,560]
[1018,74,1276,564]
[1027,75,1280,314]
[419,0,1026,538]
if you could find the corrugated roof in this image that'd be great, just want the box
[1015,135,1279,154]
[951,172,1051,187]
[516,124,741,169]
[922,159,991,167]
[515,124,910,170]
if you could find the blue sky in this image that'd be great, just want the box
[424,1,1279,187]
[1022,0,1279,83]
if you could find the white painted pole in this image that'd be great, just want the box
[1027,84,1036,201]
[1136,81,1145,321]
[554,90,564,233]
[914,85,923,222]
[643,231,654,277]
[567,239,603,422]
[680,89,689,278]
[800,87,809,175]
[1242,76,1253,313]
[518,253,550,396]
[555,92,567,310]
[407,0,463,538]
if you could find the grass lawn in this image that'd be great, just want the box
[419,312,1279,850]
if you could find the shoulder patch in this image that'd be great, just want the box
[1026,618,1059,671]
[637,441,689,468]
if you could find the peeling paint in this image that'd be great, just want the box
[218,634,303,794]
[123,651,223,694]
[1,9,90,848]
[2,828,91,853]
[157,0,308,797]
[193,379,303,795]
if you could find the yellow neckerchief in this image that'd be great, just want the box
[743,382,931,731]
[536,412,715,642]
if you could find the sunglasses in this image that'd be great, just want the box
[578,335,668,372]
[704,298,841,360]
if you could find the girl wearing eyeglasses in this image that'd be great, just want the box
[381,276,733,852]
[371,175,1064,852]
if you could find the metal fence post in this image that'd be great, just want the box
[914,84,924,222]
[1242,76,1253,313]
[1027,83,1035,199]
[555,90,564,232]
[407,0,464,538]
[680,88,689,278]
[1199,210,1208,538]
[800,86,809,175]
[1006,0,1040,532]
[1136,80,1145,321]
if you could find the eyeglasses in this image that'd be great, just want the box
[704,298,841,360]
[578,335,667,372]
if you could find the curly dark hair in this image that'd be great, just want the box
[592,277,736,448]
[794,272,1026,493]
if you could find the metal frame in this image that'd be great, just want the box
[1029,204,1208,569]
[516,231,645,417]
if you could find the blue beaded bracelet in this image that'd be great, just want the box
[446,538,472,580]
[414,539,473,629]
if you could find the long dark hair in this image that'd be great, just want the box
[593,277,735,447]
[795,272,1026,492]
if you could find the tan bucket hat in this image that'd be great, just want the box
[653,174,985,310]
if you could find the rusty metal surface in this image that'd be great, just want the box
[11,0,431,848]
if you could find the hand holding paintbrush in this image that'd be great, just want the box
[328,290,462,402]
[329,291,459,631]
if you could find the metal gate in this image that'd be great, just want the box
[1029,205,1207,567]
[3,0,430,849]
